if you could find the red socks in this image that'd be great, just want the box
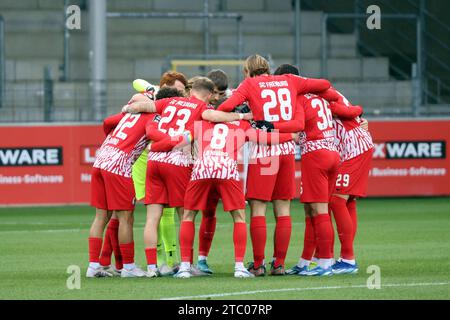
[301,216,316,260]
[312,214,334,259]
[119,242,134,265]
[145,248,157,266]
[99,219,122,269]
[198,212,216,257]
[347,198,358,240]
[274,216,292,267]
[99,232,112,266]
[330,196,354,260]
[233,222,247,262]
[250,216,267,268]
[180,221,195,263]
[88,237,103,263]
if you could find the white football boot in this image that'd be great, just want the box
[121,266,149,278]
[234,267,255,278]
[146,266,160,278]
[101,265,121,277]
[86,266,113,278]
[174,268,192,278]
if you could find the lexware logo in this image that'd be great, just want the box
[80,145,100,165]
[373,141,446,159]
[0,147,63,166]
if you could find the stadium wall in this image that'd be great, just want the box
[1,119,449,206]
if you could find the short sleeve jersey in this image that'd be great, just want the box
[93,113,157,177]
[298,94,338,155]
[191,120,252,181]
[147,96,209,167]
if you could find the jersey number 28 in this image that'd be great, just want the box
[262,88,292,122]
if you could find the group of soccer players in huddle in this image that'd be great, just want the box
[86,54,374,279]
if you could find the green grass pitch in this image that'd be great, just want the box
[0,198,449,300]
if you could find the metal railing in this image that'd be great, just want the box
[321,13,423,116]
[354,0,450,105]
[106,9,243,63]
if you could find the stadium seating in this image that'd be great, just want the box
[0,0,412,121]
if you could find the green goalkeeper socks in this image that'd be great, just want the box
[160,207,179,267]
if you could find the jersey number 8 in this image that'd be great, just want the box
[210,123,229,150]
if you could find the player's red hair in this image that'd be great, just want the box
[159,71,188,88]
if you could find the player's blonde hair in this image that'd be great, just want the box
[243,54,270,77]
[191,77,215,93]
[185,76,202,95]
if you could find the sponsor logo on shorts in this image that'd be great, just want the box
[0,147,63,167]
[373,141,445,160]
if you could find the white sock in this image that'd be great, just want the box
[198,255,207,261]
[123,263,136,270]
[319,259,334,269]
[180,262,191,271]
[89,262,100,269]
[312,256,319,263]
[235,262,245,270]
[342,258,356,265]
[147,264,157,271]
[297,258,310,268]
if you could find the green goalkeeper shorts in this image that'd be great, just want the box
[132,148,148,201]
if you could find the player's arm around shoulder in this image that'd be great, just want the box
[290,74,331,94]
[217,79,250,111]
[121,93,160,114]
[330,101,363,119]
[245,122,295,145]
[103,113,126,135]
[201,109,253,123]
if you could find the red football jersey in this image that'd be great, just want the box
[218,74,329,158]
[325,89,373,161]
[147,96,209,166]
[94,112,158,177]
[154,96,208,136]
[299,92,364,156]
[191,120,293,180]
[299,94,339,155]
[218,74,330,125]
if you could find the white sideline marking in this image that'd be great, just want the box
[160,281,450,300]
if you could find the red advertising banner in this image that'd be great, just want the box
[0,124,104,205]
[364,119,450,197]
[1,120,449,205]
